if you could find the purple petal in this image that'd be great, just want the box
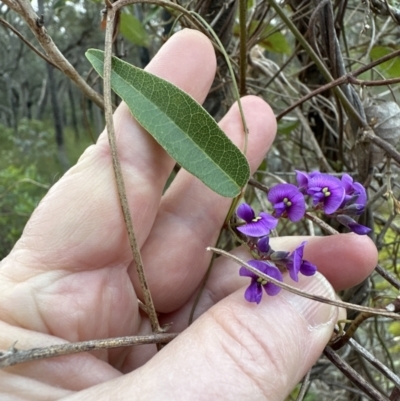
[323,191,346,214]
[262,264,283,296]
[336,215,371,235]
[244,281,263,304]
[295,170,310,191]
[242,259,272,275]
[237,212,277,237]
[287,193,306,222]
[239,265,257,278]
[287,242,307,282]
[307,174,345,214]
[341,174,354,193]
[268,184,306,222]
[300,260,317,276]
[257,236,270,253]
[286,261,299,282]
[348,222,371,235]
[352,182,367,208]
[268,183,298,203]
[273,201,286,217]
[236,203,255,223]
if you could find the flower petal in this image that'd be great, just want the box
[239,265,256,278]
[295,170,310,191]
[287,192,306,222]
[336,215,371,235]
[286,261,299,282]
[257,236,270,254]
[268,183,297,203]
[300,260,317,276]
[237,212,277,237]
[244,281,263,304]
[352,182,367,208]
[341,173,353,192]
[307,174,345,214]
[236,203,255,223]
[263,265,283,296]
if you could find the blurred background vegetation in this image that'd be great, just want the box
[2,0,400,399]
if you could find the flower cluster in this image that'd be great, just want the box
[236,171,370,304]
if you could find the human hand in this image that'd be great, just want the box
[0,29,377,400]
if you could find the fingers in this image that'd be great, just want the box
[9,29,217,271]
[161,233,376,331]
[60,274,339,401]
[0,29,216,342]
[136,96,276,312]
[269,234,378,290]
[209,233,377,299]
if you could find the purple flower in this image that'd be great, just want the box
[336,215,371,235]
[257,236,270,254]
[286,242,317,282]
[236,203,278,237]
[306,173,345,214]
[295,170,320,193]
[340,174,367,214]
[268,183,306,222]
[239,260,283,303]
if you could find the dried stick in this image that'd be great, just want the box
[323,346,390,401]
[238,0,247,96]
[102,3,161,335]
[0,17,59,69]
[0,333,178,368]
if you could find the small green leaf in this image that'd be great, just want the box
[278,119,299,136]
[234,22,291,55]
[370,46,400,79]
[119,13,150,47]
[85,49,250,197]
[259,31,291,55]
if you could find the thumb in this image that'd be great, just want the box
[62,273,339,401]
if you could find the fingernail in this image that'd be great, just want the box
[281,273,337,328]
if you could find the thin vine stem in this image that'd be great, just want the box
[103,4,161,334]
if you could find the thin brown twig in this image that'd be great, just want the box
[102,5,162,335]
[239,0,247,96]
[323,346,390,401]
[0,17,59,69]
[0,333,178,368]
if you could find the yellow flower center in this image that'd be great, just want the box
[257,277,268,285]
[322,187,331,197]
[283,197,292,206]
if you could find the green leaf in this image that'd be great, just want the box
[259,31,291,55]
[278,119,299,135]
[234,22,291,55]
[370,46,400,79]
[119,13,150,47]
[85,49,250,197]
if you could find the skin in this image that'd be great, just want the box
[0,29,377,401]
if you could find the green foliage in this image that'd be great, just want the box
[0,164,48,259]
[0,118,93,259]
[234,22,291,54]
[278,119,299,136]
[259,29,291,55]
[120,12,150,47]
[370,46,400,78]
[86,49,250,197]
